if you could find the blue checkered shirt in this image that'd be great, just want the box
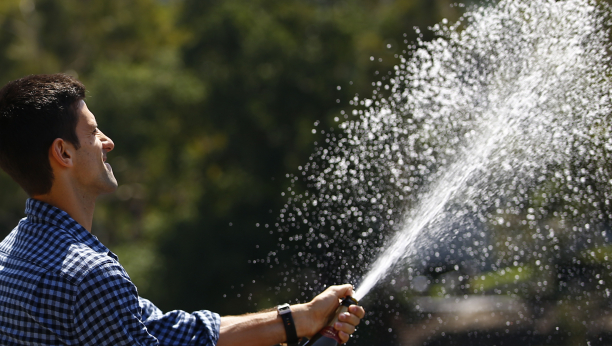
[0,199,220,345]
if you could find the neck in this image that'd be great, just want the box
[32,182,96,232]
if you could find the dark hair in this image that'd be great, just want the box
[0,74,85,196]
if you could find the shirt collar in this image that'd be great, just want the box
[25,198,113,257]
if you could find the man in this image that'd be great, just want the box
[0,74,364,345]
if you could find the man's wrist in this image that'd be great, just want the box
[289,303,316,338]
[277,303,298,345]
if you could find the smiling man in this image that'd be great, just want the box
[0,74,364,346]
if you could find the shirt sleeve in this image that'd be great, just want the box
[139,297,221,346]
[73,261,220,346]
[73,262,160,346]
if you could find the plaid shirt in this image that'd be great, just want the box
[0,199,220,345]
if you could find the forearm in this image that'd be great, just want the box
[215,285,365,346]
[217,303,314,346]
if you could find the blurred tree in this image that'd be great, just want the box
[0,0,465,323]
[155,0,466,315]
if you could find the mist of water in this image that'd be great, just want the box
[352,0,612,300]
[264,0,612,319]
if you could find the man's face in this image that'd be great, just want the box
[71,100,118,195]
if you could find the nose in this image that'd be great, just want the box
[100,130,115,152]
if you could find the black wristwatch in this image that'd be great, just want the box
[277,303,299,346]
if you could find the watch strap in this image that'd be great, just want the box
[277,303,299,346]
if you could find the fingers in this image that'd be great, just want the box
[348,305,365,319]
[338,305,365,326]
[333,305,365,344]
[338,310,361,327]
[326,284,355,299]
[337,330,350,344]
[334,319,356,344]
[334,320,355,344]
[310,284,364,344]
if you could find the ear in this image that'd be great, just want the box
[49,138,75,168]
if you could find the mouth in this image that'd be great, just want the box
[103,156,112,171]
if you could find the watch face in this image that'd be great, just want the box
[278,303,291,314]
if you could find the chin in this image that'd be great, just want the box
[100,176,119,194]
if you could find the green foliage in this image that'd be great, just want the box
[0,0,465,319]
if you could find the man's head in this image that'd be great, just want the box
[0,74,116,196]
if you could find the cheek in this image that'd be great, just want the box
[78,148,98,165]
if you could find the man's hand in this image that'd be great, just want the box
[218,284,365,346]
[293,284,365,343]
